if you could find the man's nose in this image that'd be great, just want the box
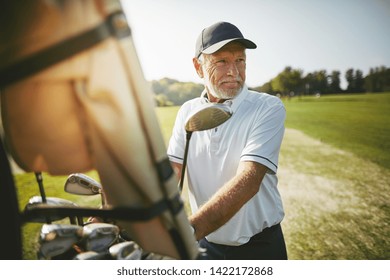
[226,62,239,76]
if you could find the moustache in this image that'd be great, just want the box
[219,79,242,84]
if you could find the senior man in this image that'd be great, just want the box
[168,22,287,260]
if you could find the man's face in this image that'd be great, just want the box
[200,42,246,101]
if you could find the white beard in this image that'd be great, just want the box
[204,77,243,100]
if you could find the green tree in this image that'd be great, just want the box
[255,81,273,94]
[271,66,303,96]
[304,70,328,94]
[355,69,365,93]
[151,78,204,106]
[329,70,342,93]
[345,68,354,93]
[155,94,173,106]
[346,68,365,93]
[364,66,390,92]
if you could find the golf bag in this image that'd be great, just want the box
[0,0,198,259]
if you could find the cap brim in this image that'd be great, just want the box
[202,38,257,55]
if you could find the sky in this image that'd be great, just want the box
[121,0,390,89]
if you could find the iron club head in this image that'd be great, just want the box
[73,251,109,260]
[109,241,143,260]
[38,224,83,259]
[65,173,102,196]
[24,196,80,223]
[82,223,119,252]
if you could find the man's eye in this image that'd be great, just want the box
[215,60,226,66]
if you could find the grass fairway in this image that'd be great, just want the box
[279,93,390,259]
[156,93,390,260]
[12,93,389,259]
[283,93,390,169]
[278,128,390,259]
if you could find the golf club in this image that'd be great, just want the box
[38,224,83,259]
[73,251,109,260]
[143,252,175,260]
[64,173,105,206]
[24,196,83,225]
[82,223,119,252]
[179,102,233,192]
[109,241,143,260]
[34,172,52,224]
[34,172,47,203]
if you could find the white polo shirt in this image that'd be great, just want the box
[167,86,286,246]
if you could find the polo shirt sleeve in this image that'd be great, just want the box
[167,104,188,164]
[240,98,286,174]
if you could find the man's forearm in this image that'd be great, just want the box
[189,161,267,240]
[170,161,183,181]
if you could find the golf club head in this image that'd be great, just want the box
[24,196,79,223]
[144,252,175,260]
[65,173,102,196]
[185,103,233,132]
[38,224,83,259]
[82,223,119,252]
[73,251,109,260]
[109,241,143,260]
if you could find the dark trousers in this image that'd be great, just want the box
[199,224,288,260]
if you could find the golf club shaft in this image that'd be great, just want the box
[35,172,47,203]
[35,172,52,224]
[179,132,192,192]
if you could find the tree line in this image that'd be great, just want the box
[254,65,390,96]
[152,78,204,106]
[152,66,390,106]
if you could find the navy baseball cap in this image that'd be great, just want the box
[195,22,257,58]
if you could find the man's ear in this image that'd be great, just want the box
[193,57,204,78]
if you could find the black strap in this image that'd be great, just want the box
[156,157,175,182]
[0,11,131,88]
[22,193,183,224]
